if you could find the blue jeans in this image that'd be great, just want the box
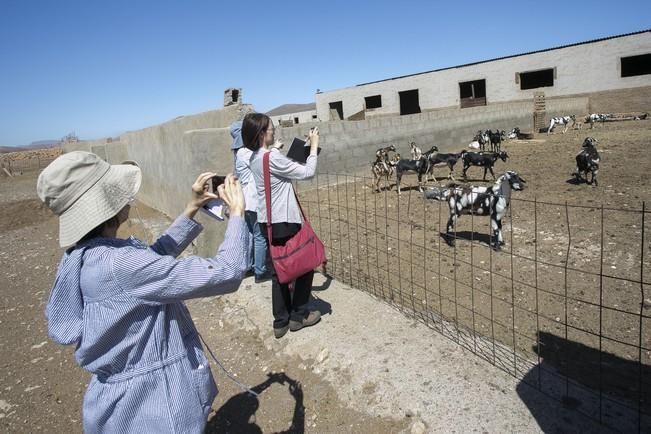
[245,211,267,276]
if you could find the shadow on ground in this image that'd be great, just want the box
[206,372,305,434]
[517,331,651,433]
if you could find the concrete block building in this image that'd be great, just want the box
[316,29,651,122]
[267,103,318,126]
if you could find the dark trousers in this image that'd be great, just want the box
[261,223,315,329]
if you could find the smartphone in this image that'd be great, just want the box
[211,175,226,192]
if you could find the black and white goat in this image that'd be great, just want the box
[508,128,520,139]
[372,153,400,192]
[376,144,396,159]
[548,115,576,134]
[395,146,438,194]
[471,130,490,151]
[372,145,398,192]
[462,151,510,181]
[586,113,610,129]
[427,150,467,182]
[424,171,527,250]
[573,137,600,186]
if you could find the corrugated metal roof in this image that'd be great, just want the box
[356,29,651,87]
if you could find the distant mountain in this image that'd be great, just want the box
[29,140,60,148]
[0,140,61,154]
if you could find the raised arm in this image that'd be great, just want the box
[114,216,250,302]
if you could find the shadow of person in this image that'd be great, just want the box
[206,372,305,434]
[312,274,333,291]
[516,331,651,433]
[309,294,332,316]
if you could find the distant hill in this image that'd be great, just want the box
[0,140,61,154]
[28,140,60,148]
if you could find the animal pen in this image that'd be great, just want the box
[295,173,651,433]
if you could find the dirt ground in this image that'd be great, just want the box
[295,119,651,416]
[0,169,407,433]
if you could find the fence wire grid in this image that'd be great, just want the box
[296,172,651,433]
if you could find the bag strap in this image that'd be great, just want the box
[263,151,274,242]
[263,151,312,234]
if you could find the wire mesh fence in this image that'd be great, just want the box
[296,172,651,432]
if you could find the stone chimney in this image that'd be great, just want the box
[224,88,242,107]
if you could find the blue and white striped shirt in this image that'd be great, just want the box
[45,215,249,433]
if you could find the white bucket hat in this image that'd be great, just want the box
[37,151,142,247]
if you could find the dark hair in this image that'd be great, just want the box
[78,215,120,244]
[242,113,271,151]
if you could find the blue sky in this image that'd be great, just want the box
[0,0,649,147]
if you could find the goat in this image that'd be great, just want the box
[372,153,400,192]
[423,171,527,250]
[488,129,506,152]
[507,127,520,139]
[473,130,490,151]
[461,151,509,181]
[409,142,422,160]
[376,145,396,159]
[573,137,600,186]
[547,115,576,134]
[395,146,438,194]
[586,113,610,129]
[427,150,467,182]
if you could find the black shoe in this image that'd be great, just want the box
[254,272,272,283]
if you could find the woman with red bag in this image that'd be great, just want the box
[244,113,323,339]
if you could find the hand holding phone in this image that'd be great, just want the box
[211,175,226,194]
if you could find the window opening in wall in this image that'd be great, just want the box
[329,101,343,120]
[519,68,554,90]
[459,79,486,108]
[621,53,651,77]
[365,95,382,109]
[294,117,299,124]
[312,114,317,119]
[399,89,420,115]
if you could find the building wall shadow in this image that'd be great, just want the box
[516,331,651,433]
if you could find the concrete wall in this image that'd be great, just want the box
[64,105,250,256]
[275,98,557,175]
[316,31,651,120]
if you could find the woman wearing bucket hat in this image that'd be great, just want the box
[37,151,249,433]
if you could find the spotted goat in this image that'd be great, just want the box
[547,115,576,134]
[423,171,527,250]
[372,145,398,192]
